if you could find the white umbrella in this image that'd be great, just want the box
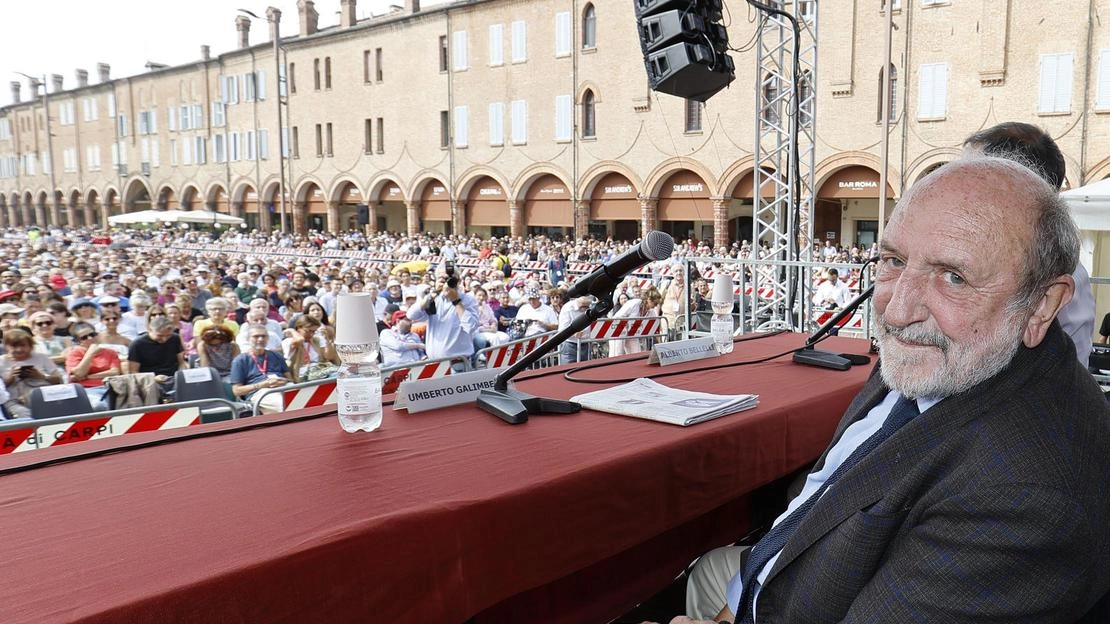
[1060,178,1110,231]
[107,209,171,225]
[169,210,245,225]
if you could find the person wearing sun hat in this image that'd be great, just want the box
[379,310,425,366]
[514,287,558,337]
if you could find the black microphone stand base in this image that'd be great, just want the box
[792,347,872,370]
[477,385,581,425]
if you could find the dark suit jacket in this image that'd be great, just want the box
[755,322,1110,623]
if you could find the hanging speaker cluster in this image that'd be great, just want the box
[635,0,735,102]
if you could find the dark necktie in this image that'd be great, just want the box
[737,394,920,623]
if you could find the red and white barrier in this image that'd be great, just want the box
[814,310,865,329]
[588,317,664,340]
[281,380,338,411]
[0,406,202,455]
[481,334,554,368]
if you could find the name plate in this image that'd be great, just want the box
[394,367,503,414]
[648,337,719,366]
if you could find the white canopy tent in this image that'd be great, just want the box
[1061,178,1110,232]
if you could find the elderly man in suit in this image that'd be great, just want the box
[664,157,1110,624]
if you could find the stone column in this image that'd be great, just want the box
[205,200,217,212]
[574,199,590,239]
[508,199,523,238]
[405,200,419,236]
[326,200,340,233]
[639,197,658,237]
[34,201,47,226]
[292,201,307,234]
[48,197,60,225]
[231,202,244,219]
[451,199,465,236]
[367,202,380,235]
[259,203,272,233]
[0,204,7,228]
[21,200,32,227]
[712,197,729,250]
[84,199,95,228]
[101,200,111,230]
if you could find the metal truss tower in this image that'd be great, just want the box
[748,1,818,331]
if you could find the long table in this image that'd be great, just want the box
[0,333,873,624]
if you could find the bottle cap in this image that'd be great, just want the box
[334,293,379,345]
[712,273,734,306]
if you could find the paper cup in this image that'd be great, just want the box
[334,293,379,345]
[711,274,733,307]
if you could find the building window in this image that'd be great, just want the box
[489,24,504,67]
[761,73,780,125]
[313,59,321,90]
[555,95,573,141]
[511,20,527,63]
[439,36,449,72]
[364,118,373,154]
[1039,53,1074,114]
[800,69,815,127]
[364,50,372,83]
[582,4,597,49]
[916,62,948,119]
[453,106,468,148]
[555,12,571,57]
[881,0,902,10]
[582,89,596,138]
[799,0,815,21]
[326,122,334,156]
[511,100,528,144]
[453,31,469,70]
[1097,50,1110,109]
[376,118,384,153]
[685,99,702,132]
[290,62,297,94]
[315,123,323,156]
[325,57,332,89]
[375,48,383,82]
[440,110,450,148]
[877,64,898,122]
[489,102,505,146]
[292,126,300,158]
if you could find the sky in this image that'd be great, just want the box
[0,0,415,107]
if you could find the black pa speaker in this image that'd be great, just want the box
[356,203,370,225]
[635,0,734,102]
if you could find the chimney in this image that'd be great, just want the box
[201,45,211,61]
[266,6,282,42]
[97,63,111,82]
[10,82,20,104]
[236,15,252,48]
[297,0,318,37]
[340,0,356,27]
[51,74,64,93]
[405,0,420,13]
[76,69,89,87]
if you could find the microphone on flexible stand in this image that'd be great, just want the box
[793,260,878,371]
[478,231,676,424]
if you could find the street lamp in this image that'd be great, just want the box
[238,7,289,234]
[15,71,57,227]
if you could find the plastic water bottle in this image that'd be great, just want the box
[711,274,734,354]
[336,341,383,433]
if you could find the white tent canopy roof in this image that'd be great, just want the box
[1061,178,1110,231]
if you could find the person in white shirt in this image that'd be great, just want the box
[558,294,594,364]
[515,288,559,337]
[380,311,426,366]
[812,268,852,310]
[117,292,151,340]
[236,299,284,352]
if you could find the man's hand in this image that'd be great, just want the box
[442,284,460,302]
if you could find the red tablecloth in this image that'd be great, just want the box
[0,333,872,624]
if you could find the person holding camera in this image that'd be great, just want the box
[0,329,64,419]
[406,261,478,363]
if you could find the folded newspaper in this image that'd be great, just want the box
[571,378,759,426]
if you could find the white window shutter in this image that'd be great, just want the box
[555,13,571,57]
[194,104,204,128]
[555,95,572,140]
[454,105,469,147]
[168,106,177,131]
[934,64,947,117]
[1055,54,1073,113]
[259,129,269,159]
[489,24,504,66]
[107,93,116,118]
[511,21,527,63]
[150,107,158,133]
[1039,55,1058,113]
[512,99,528,144]
[257,71,267,101]
[453,31,469,71]
[489,102,504,146]
[1098,51,1110,109]
[182,138,192,165]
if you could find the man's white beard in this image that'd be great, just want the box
[874,308,1026,399]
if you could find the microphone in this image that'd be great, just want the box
[567,231,675,300]
[793,259,879,371]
